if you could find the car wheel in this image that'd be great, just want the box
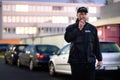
[29,60,34,71]
[49,63,56,76]
[4,58,8,64]
[12,59,15,65]
[17,59,21,67]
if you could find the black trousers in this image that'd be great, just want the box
[70,63,95,80]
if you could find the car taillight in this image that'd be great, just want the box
[36,53,43,60]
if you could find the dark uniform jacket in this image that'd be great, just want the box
[64,19,102,63]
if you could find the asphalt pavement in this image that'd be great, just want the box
[0,57,120,80]
[0,57,71,80]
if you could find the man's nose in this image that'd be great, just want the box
[80,16,84,19]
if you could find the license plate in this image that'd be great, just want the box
[105,66,118,70]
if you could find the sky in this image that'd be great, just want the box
[37,0,105,4]
[1,0,105,4]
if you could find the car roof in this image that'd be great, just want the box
[65,41,116,46]
[13,44,29,46]
[99,41,115,43]
[28,44,58,46]
[0,43,12,45]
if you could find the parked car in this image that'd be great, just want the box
[0,43,12,57]
[4,44,29,65]
[17,44,60,71]
[48,41,120,76]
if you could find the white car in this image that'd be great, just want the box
[49,41,120,76]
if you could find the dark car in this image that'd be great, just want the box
[17,44,60,71]
[4,44,29,65]
[0,43,12,57]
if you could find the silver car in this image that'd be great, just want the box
[49,41,120,76]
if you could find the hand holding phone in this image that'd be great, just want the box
[78,19,85,30]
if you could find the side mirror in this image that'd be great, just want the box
[56,51,61,55]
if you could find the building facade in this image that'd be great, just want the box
[101,2,120,19]
[0,0,103,39]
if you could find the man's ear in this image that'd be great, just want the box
[76,13,78,17]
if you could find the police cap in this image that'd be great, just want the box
[77,7,88,13]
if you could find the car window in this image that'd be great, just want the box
[8,45,13,51]
[60,44,70,55]
[14,45,28,52]
[29,46,35,53]
[0,44,12,52]
[24,46,30,54]
[0,44,9,49]
[100,42,120,52]
[36,45,59,54]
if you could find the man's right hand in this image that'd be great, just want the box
[97,61,103,69]
[78,19,85,30]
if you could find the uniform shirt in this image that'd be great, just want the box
[64,20,102,63]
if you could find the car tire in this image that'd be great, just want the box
[4,58,8,64]
[17,59,21,67]
[29,60,34,71]
[49,63,56,76]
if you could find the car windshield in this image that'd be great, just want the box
[36,45,59,54]
[13,45,28,52]
[0,44,9,49]
[100,42,120,52]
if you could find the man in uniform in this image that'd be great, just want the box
[64,6,103,80]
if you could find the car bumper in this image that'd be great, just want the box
[96,65,120,71]
[34,60,49,68]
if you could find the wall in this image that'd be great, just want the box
[101,2,120,19]
[0,2,2,39]
[97,24,120,46]
[21,34,68,48]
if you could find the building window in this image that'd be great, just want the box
[11,5,15,11]
[3,5,12,11]
[52,6,63,11]
[11,28,16,33]
[15,5,29,12]
[69,17,75,23]
[16,16,20,23]
[38,28,41,34]
[12,16,16,23]
[3,28,8,33]
[3,16,7,22]
[52,16,69,23]
[57,28,60,32]
[24,16,28,23]
[64,7,75,12]
[88,7,97,13]
[8,16,12,23]
[33,6,36,12]
[88,17,97,22]
[20,16,25,23]
[16,27,37,34]
[3,28,11,33]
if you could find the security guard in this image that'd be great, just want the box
[64,7,103,80]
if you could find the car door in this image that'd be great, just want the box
[101,42,120,64]
[19,46,30,66]
[23,46,31,66]
[55,44,71,73]
[5,45,13,63]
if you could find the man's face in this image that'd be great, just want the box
[77,12,87,21]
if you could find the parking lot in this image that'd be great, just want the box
[0,57,120,80]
